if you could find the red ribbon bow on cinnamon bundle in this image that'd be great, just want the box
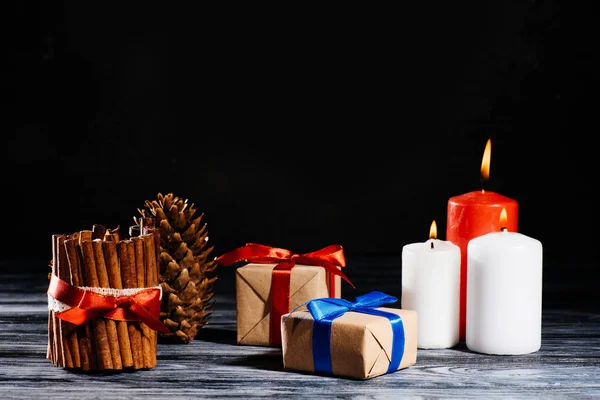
[215,243,354,345]
[47,274,170,333]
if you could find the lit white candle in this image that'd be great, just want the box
[402,220,460,349]
[466,208,543,355]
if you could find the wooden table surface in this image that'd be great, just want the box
[1,256,599,399]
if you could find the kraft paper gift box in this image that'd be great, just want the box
[236,263,333,346]
[215,243,351,347]
[281,291,417,380]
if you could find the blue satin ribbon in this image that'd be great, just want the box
[303,291,405,375]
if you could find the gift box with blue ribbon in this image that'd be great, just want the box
[281,291,417,380]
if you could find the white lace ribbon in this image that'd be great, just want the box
[48,285,163,313]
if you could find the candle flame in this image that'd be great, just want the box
[480,138,491,182]
[499,208,508,229]
[429,220,437,240]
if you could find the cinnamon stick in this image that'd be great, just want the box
[58,235,76,368]
[109,226,120,242]
[80,240,114,370]
[132,236,153,368]
[118,240,144,369]
[139,217,155,235]
[142,219,162,276]
[47,243,54,363]
[56,234,80,368]
[65,237,94,371]
[51,235,64,367]
[68,233,82,287]
[143,233,159,367]
[92,239,122,370]
[103,240,133,368]
[59,235,81,368]
[133,237,146,288]
[128,225,140,238]
[46,306,54,363]
[79,230,93,244]
[61,326,73,369]
[92,224,106,240]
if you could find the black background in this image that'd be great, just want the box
[5,3,598,307]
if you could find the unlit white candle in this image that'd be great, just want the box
[402,238,460,349]
[466,230,543,355]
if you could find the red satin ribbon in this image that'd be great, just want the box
[47,274,170,333]
[215,243,354,345]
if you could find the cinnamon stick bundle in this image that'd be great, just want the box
[48,226,160,372]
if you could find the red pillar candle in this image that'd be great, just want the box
[446,139,518,341]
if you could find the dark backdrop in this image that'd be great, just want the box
[5,2,597,307]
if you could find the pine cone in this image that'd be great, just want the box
[135,192,217,344]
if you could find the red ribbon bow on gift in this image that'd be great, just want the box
[47,274,170,333]
[215,243,354,345]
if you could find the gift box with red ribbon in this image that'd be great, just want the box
[215,243,353,346]
[46,226,169,372]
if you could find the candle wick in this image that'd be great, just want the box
[430,241,434,249]
[501,227,507,232]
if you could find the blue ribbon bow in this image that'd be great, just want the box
[299,290,405,375]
